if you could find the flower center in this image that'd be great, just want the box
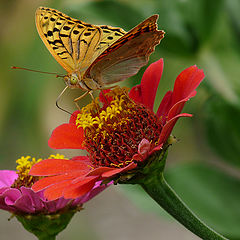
[11,154,66,189]
[76,87,162,168]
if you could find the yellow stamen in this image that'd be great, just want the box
[76,87,135,138]
[16,156,42,181]
[13,154,66,188]
[110,159,133,168]
[48,154,67,160]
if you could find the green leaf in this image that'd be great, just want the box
[226,0,240,36]
[178,0,224,44]
[119,184,170,218]
[154,0,195,55]
[154,0,224,54]
[65,0,144,29]
[203,95,240,168]
[165,162,240,239]
[197,7,240,105]
[121,162,240,239]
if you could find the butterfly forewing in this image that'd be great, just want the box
[91,25,126,61]
[36,7,104,72]
[85,15,165,86]
[36,7,74,72]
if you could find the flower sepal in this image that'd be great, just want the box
[15,206,82,240]
[117,148,168,185]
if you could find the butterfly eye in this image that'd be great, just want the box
[70,75,79,85]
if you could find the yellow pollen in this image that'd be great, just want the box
[48,154,68,160]
[76,87,134,137]
[110,159,133,168]
[16,156,42,181]
[15,154,66,186]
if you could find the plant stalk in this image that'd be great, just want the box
[140,173,228,240]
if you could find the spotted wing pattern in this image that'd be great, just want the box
[85,15,165,87]
[92,25,126,61]
[35,7,126,73]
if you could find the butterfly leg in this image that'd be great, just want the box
[88,91,94,101]
[55,86,73,115]
[101,85,118,90]
[74,90,94,110]
[101,85,134,104]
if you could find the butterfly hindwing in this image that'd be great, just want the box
[84,15,165,87]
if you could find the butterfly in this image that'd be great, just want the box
[36,7,165,101]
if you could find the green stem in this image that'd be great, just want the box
[140,173,228,240]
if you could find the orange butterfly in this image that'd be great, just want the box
[36,7,165,102]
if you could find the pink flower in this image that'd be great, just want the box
[0,156,108,214]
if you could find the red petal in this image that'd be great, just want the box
[32,173,79,192]
[48,124,85,149]
[172,65,204,105]
[141,59,164,110]
[101,162,137,178]
[156,91,173,122]
[43,181,72,200]
[63,176,99,199]
[149,143,163,155]
[30,159,90,176]
[129,85,143,105]
[69,111,80,124]
[167,95,196,120]
[87,167,115,177]
[99,89,112,107]
[71,156,93,165]
[158,113,192,144]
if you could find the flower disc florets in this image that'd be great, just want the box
[76,87,163,168]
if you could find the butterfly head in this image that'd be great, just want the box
[64,73,81,88]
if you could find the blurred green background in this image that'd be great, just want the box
[0,0,240,239]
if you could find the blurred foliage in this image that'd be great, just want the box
[121,163,240,239]
[0,0,240,239]
[165,163,240,239]
[203,94,240,168]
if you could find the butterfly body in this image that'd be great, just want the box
[63,72,101,90]
[36,7,165,92]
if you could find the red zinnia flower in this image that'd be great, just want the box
[30,59,205,200]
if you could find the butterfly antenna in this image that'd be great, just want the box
[11,66,65,78]
[56,86,72,115]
